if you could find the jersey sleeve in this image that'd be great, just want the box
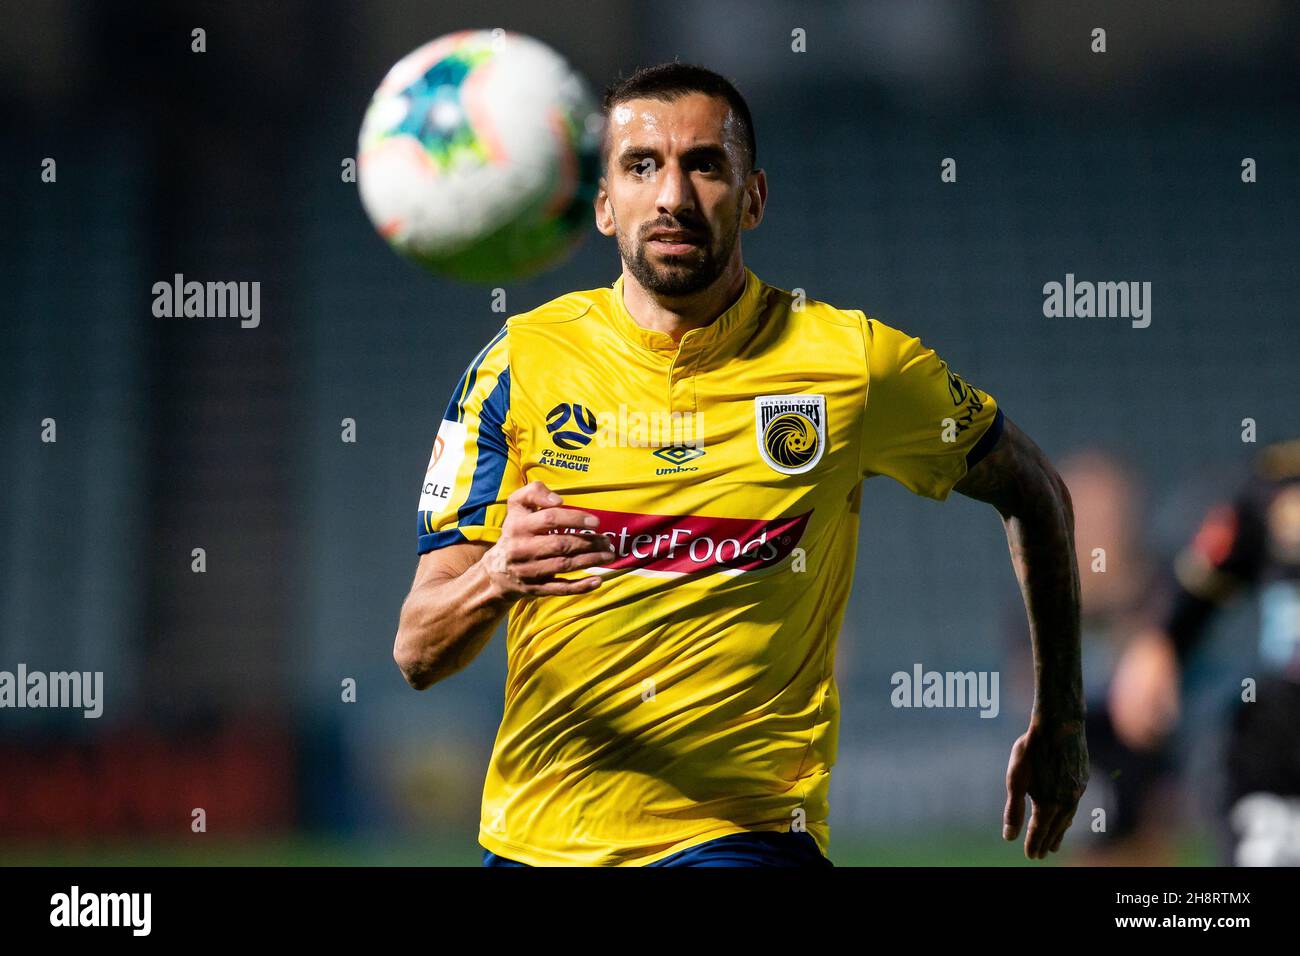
[417,325,524,554]
[858,317,1004,500]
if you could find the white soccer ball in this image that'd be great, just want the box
[357,30,604,283]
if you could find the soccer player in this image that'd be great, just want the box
[1110,437,1300,865]
[394,63,1087,866]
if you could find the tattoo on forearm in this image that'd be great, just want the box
[954,418,1085,726]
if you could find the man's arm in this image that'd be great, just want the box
[394,481,614,690]
[952,414,1089,859]
[394,540,502,690]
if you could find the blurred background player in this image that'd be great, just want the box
[1110,437,1300,866]
[1004,449,1180,864]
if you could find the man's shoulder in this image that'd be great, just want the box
[750,280,937,383]
[751,275,918,342]
[505,285,610,330]
[756,276,865,332]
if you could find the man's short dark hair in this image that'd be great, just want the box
[601,62,757,174]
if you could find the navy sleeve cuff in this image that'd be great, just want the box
[965,407,1005,470]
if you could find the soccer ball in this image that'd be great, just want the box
[357,30,604,283]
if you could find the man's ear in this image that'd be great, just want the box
[742,168,767,231]
[594,178,616,237]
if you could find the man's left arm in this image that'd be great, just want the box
[952,414,1089,859]
[857,317,1088,858]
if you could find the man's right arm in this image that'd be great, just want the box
[393,481,614,690]
[394,540,503,690]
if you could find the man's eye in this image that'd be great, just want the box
[695,161,716,174]
[631,158,656,176]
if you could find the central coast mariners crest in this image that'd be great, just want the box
[755,394,827,475]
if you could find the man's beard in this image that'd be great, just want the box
[617,206,741,297]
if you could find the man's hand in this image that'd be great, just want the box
[1003,719,1089,859]
[481,481,616,600]
[1109,629,1181,751]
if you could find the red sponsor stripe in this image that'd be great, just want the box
[552,507,813,574]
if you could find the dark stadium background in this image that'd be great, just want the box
[2,1,1297,865]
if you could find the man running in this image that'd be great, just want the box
[395,62,1087,867]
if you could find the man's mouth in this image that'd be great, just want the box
[647,231,704,255]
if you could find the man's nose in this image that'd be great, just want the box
[655,163,695,217]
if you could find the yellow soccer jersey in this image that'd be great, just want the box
[416,267,1003,866]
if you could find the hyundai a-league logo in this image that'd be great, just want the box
[546,402,598,450]
[755,394,827,475]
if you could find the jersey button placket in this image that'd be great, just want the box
[667,334,699,447]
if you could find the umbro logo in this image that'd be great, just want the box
[652,446,705,465]
[651,444,704,477]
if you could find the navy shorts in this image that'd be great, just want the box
[482,830,832,867]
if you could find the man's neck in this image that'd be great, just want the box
[620,260,747,344]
